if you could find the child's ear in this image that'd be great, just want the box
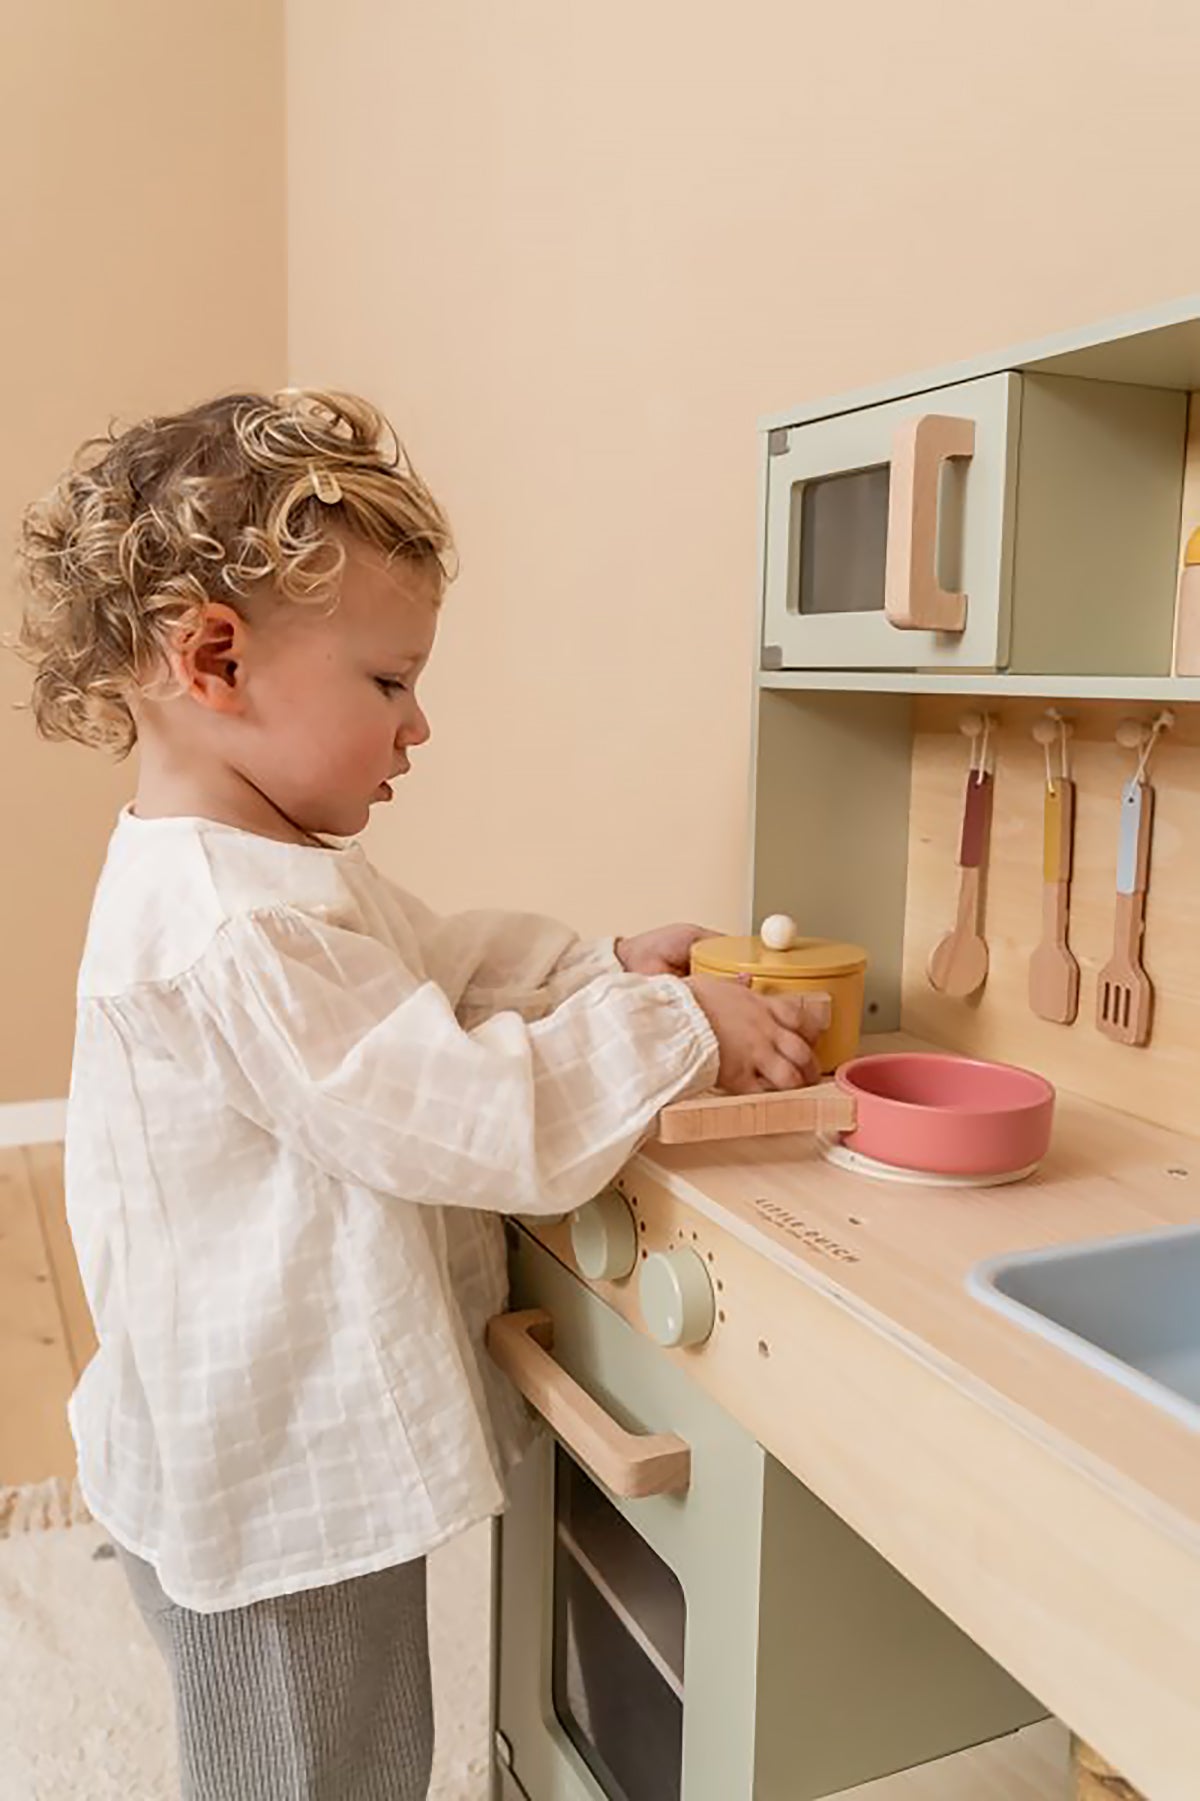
[171,603,248,715]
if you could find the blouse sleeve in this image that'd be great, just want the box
[379,878,623,1026]
[124,905,718,1217]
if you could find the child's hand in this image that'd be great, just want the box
[686,974,828,1094]
[615,923,719,977]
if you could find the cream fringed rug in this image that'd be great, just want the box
[0,1478,492,1801]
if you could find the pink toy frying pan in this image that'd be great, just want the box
[656,1051,1055,1181]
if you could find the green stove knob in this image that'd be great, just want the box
[638,1248,715,1348]
[570,1189,638,1282]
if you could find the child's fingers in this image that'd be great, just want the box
[771,1028,821,1085]
[755,1051,811,1092]
[764,990,832,1041]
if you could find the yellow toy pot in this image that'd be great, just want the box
[689,933,868,1074]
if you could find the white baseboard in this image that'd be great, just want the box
[0,1099,68,1148]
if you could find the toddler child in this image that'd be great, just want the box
[17,389,824,1800]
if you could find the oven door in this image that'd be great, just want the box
[489,1224,771,1801]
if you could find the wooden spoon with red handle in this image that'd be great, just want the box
[1097,777,1154,1045]
[928,771,992,998]
[1029,777,1080,1023]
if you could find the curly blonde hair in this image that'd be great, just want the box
[16,388,455,756]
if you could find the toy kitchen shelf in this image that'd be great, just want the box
[757,292,1200,694]
[744,294,1200,1796]
[752,290,1200,1140]
[759,669,1200,698]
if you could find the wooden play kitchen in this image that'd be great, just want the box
[488,297,1200,1801]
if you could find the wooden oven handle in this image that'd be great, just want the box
[883,413,975,633]
[485,1308,691,1498]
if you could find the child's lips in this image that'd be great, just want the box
[375,760,409,800]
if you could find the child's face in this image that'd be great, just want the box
[245,535,440,838]
[165,532,441,841]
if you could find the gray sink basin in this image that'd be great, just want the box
[969,1224,1200,1432]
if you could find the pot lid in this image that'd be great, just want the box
[692,934,868,979]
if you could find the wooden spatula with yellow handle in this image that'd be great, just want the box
[1029,776,1080,1023]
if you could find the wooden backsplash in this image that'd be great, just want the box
[902,699,1200,1137]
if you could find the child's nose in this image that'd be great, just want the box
[399,705,431,747]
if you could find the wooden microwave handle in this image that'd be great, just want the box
[883,413,975,633]
[485,1308,691,1498]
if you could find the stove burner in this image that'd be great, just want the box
[817,1136,1041,1189]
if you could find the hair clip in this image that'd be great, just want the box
[308,464,343,505]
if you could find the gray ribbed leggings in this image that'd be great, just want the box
[117,1546,434,1801]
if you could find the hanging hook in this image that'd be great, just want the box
[1116,711,1174,785]
[965,709,987,781]
[1032,709,1073,792]
[1135,710,1174,784]
[957,710,995,783]
[959,709,982,773]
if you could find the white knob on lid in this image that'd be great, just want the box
[759,913,799,952]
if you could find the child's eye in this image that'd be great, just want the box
[375,677,407,697]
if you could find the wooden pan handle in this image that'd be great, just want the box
[485,1309,691,1498]
[656,1082,858,1146]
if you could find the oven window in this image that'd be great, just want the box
[795,464,890,617]
[551,1448,685,1801]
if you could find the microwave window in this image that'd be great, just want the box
[795,465,890,617]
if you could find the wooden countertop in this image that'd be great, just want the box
[640,1035,1200,1540]
[598,1035,1200,1800]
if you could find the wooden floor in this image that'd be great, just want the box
[0,1143,94,1486]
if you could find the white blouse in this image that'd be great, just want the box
[65,810,719,1611]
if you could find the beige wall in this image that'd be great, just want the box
[286,1,1200,944]
[0,1,286,1101]
[8,2,1200,1099]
